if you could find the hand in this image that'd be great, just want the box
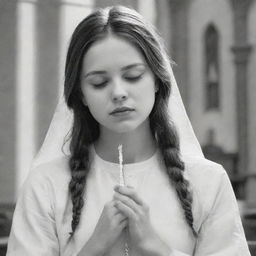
[113,186,171,256]
[79,200,127,256]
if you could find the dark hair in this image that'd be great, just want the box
[64,5,197,237]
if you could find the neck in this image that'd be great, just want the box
[94,121,156,164]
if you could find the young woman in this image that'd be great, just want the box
[7,6,250,256]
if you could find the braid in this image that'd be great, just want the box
[68,146,90,236]
[67,104,99,236]
[150,100,198,237]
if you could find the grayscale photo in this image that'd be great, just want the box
[0,0,255,255]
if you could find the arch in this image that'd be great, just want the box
[204,23,220,110]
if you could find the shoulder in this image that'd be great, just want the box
[14,156,71,216]
[182,156,231,211]
[23,156,71,195]
[182,155,226,184]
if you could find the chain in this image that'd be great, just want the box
[124,227,129,256]
[124,241,129,256]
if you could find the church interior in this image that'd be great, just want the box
[0,0,256,254]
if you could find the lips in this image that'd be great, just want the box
[110,107,135,115]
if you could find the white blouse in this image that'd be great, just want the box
[6,150,251,256]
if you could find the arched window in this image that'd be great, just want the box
[204,24,220,110]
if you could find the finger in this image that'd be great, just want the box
[114,186,144,205]
[114,193,140,214]
[106,200,121,216]
[106,200,117,209]
[104,200,114,212]
[114,212,127,223]
[119,218,128,230]
[115,200,137,221]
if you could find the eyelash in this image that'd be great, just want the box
[92,74,143,88]
[125,75,143,82]
[92,81,108,88]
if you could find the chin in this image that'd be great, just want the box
[100,118,149,135]
[108,122,140,134]
[112,126,137,134]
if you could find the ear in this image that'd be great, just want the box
[155,83,159,93]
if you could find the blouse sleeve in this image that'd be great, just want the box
[193,170,251,256]
[6,169,59,256]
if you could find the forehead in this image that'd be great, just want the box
[82,35,146,73]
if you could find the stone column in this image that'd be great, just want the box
[16,0,38,192]
[35,0,61,150]
[155,0,172,50]
[0,0,18,204]
[168,0,191,112]
[230,0,253,201]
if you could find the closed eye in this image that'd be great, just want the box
[123,74,144,83]
[123,66,146,82]
[91,80,108,88]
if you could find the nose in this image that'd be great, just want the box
[111,79,128,102]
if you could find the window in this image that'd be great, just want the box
[204,24,220,110]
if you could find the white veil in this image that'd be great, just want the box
[31,66,204,169]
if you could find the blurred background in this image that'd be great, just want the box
[0,0,256,254]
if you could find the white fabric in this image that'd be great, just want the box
[31,67,203,169]
[7,150,250,256]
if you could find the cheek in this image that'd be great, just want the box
[140,79,156,105]
[146,92,156,113]
[135,89,155,119]
[84,95,110,126]
[82,86,100,106]
[86,98,103,118]
[81,88,101,115]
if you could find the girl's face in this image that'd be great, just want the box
[81,34,156,134]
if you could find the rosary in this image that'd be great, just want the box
[118,145,130,256]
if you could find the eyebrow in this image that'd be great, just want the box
[84,63,146,79]
[121,63,146,71]
[84,71,106,79]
